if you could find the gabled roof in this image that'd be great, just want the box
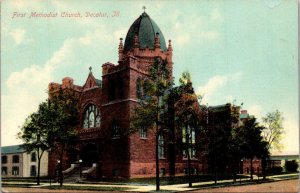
[2,145,26,154]
[83,71,102,90]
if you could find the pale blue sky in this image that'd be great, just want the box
[1,0,298,154]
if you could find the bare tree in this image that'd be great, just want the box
[262,110,284,151]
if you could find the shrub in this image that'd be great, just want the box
[267,166,282,174]
[285,160,299,172]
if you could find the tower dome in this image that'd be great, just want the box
[124,12,167,52]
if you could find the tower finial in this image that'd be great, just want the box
[89,66,92,73]
[142,6,146,13]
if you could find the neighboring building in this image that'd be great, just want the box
[269,153,299,172]
[1,145,48,178]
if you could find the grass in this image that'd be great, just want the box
[191,178,275,189]
[43,185,132,191]
[2,183,37,188]
[97,174,249,185]
[2,177,53,183]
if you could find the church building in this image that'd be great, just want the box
[47,11,206,179]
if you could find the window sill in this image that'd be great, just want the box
[112,137,120,140]
[183,158,198,161]
[159,157,166,160]
[140,137,148,140]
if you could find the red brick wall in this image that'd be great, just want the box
[242,159,262,174]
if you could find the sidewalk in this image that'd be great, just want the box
[2,173,299,192]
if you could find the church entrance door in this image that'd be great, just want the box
[80,143,99,167]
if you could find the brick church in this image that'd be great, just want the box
[47,11,242,179]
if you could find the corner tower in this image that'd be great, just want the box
[101,11,173,178]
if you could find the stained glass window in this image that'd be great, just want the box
[83,105,101,129]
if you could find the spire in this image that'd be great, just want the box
[168,39,173,52]
[118,38,124,52]
[155,32,160,49]
[89,66,92,74]
[142,6,146,13]
[118,38,124,61]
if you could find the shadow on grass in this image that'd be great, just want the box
[2,183,37,188]
[82,174,249,186]
[43,185,132,192]
[192,178,275,189]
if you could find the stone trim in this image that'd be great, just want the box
[102,98,139,106]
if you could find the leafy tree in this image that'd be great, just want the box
[228,108,243,183]
[236,117,268,180]
[18,88,79,186]
[131,57,172,191]
[203,103,239,183]
[18,101,55,185]
[262,110,284,151]
[48,88,79,186]
[174,71,203,187]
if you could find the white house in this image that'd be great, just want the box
[1,145,48,177]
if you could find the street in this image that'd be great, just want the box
[2,179,299,193]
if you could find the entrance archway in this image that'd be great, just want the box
[80,143,99,167]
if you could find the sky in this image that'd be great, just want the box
[1,0,298,155]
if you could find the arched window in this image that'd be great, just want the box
[83,104,101,129]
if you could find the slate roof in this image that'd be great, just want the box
[95,79,102,87]
[2,145,26,154]
[124,12,167,52]
[209,104,231,112]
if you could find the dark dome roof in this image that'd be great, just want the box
[124,12,167,52]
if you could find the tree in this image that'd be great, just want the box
[131,57,172,191]
[228,107,243,183]
[48,88,79,187]
[174,71,203,187]
[203,103,239,183]
[262,110,284,151]
[236,117,269,180]
[18,88,79,186]
[18,101,55,185]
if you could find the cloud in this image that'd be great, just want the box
[2,63,54,145]
[197,75,228,99]
[198,31,219,41]
[8,0,44,9]
[281,115,299,154]
[166,8,223,47]
[247,105,263,119]
[196,72,241,104]
[10,28,26,45]
[1,20,126,145]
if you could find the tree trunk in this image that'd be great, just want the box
[232,158,237,183]
[37,149,44,185]
[185,125,192,187]
[250,158,253,181]
[37,157,41,185]
[155,133,160,191]
[213,129,217,184]
[262,157,266,180]
[59,148,64,187]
